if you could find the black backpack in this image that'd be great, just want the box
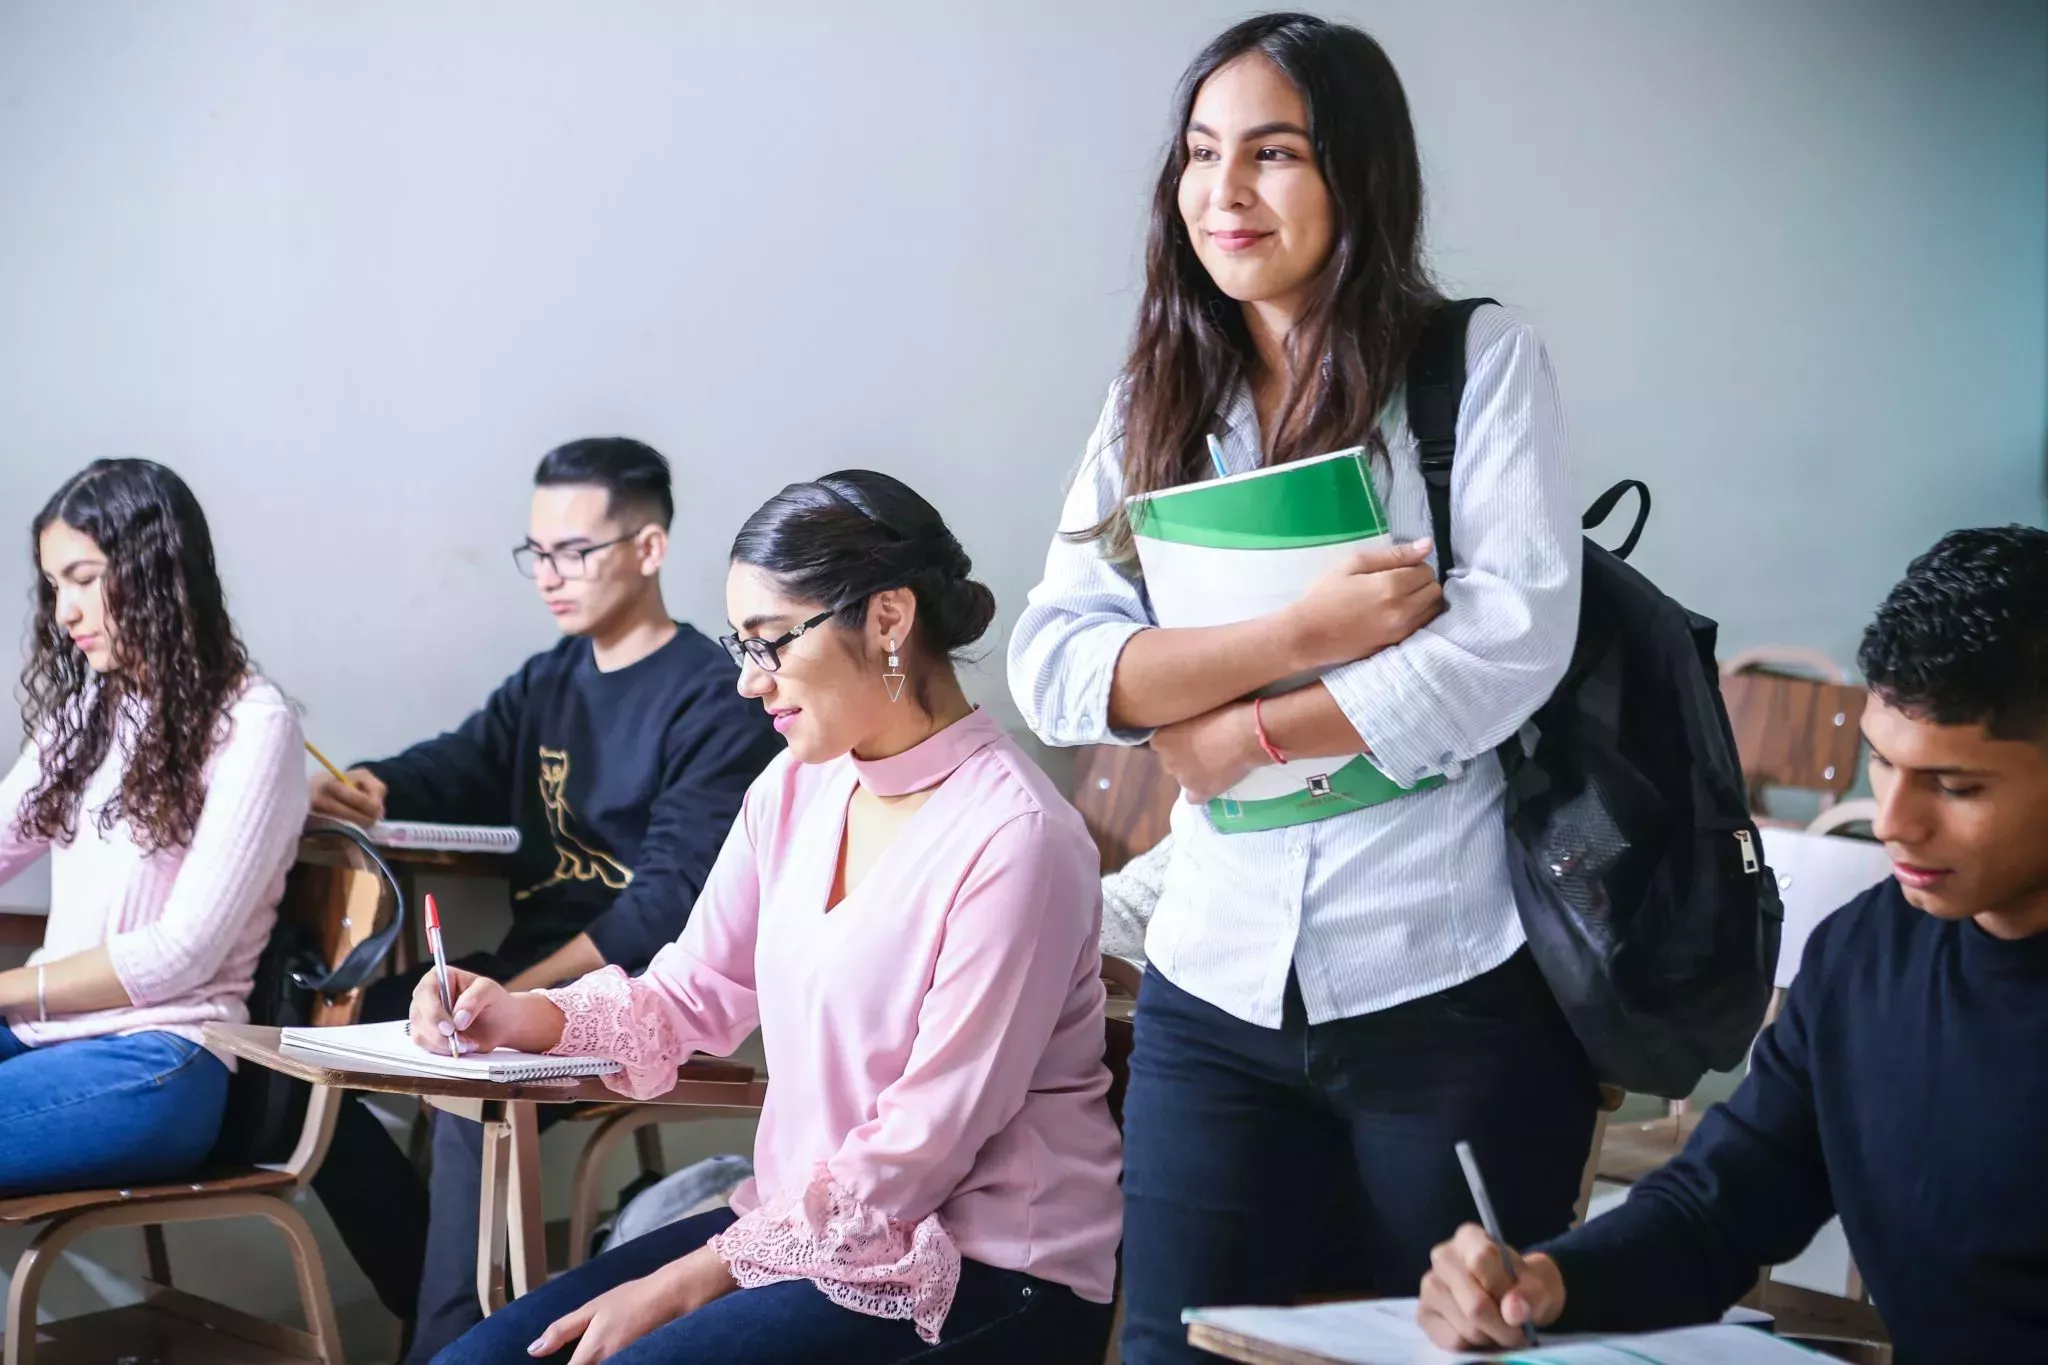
[208,820,406,1165]
[1408,298,1782,1099]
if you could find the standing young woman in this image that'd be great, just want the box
[1008,15,1596,1361]
[427,471,1121,1365]
[0,459,307,1195]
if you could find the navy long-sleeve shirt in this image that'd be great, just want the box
[363,627,781,971]
[1539,879,2048,1364]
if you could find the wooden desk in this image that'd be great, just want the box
[205,1023,766,1315]
[1188,1320,1336,1364]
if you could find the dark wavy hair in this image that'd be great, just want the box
[730,470,996,712]
[1090,12,1442,553]
[1859,525,2048,743]
[20,459,252,852]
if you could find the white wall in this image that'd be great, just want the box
[0,0,2042,1353]
[0,0,2041,773]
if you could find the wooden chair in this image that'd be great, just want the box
[1720,649,1867,819]
[0,840,393,1365]
[1071,744,1176,874]
[561,1098,760,1271]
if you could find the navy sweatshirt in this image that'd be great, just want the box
[364,627,782,971]
[1539,879,2048,1364]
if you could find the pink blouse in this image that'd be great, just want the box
[542,707,1122,1342]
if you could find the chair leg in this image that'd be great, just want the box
[567,1110,641,1271]
[1575,1106,1613,1226]
[5,1219,68,1365]
[633,1124,665,1179]
[142,1223,173,1287]
[249,1197,346,1364]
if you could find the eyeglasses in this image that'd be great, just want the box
[512,531,643,580]
[720,610,836,673]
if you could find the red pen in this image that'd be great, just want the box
[424,894,462,1061]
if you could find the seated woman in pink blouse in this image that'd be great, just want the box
[417,471,1123,1365]
[0,459,307,1196]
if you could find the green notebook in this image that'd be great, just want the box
[1127,447,1442,834]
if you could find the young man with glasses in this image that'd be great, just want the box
[307,436,781,1359]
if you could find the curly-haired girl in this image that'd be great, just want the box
[0,458,307,1195]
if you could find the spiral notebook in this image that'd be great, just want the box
[366,821,522,854]
[279,1019,619,1083]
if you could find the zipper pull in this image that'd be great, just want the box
[1735,829,1760,874]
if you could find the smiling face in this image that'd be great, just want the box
[1177,53,1335,318]
[38,518,117,672]
[725,564,917,765]
[1863,694,2048,938]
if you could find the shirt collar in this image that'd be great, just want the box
[849,706,1004,797]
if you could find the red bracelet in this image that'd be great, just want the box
[1251,697,1288,766]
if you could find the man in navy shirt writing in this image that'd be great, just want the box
[1419,525,2048,1365]
[309,437,781,1359]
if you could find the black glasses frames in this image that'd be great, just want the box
[511,530,644,580]
[720,609,837,673]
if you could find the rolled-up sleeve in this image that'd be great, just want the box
[1322,311,1580,787]
[1007,388,1156,749]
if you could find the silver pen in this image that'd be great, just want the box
[1455,1139,1539,1348]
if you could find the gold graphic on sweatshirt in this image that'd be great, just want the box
[514,747,634,900]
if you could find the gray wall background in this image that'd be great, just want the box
[1,0,2041,782]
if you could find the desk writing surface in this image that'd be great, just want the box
[204,1023,764,1108]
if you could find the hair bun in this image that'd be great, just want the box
[929,576,997,653]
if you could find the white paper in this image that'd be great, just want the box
[280,1018,616,1082]
[1181,1300,1816,1365]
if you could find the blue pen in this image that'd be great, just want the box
[1205,434,1229,480]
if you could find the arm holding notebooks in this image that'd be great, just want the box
[1322,317,1579,788]
[1006,404,1441,750]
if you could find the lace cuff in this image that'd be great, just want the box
[708,1164,962,1344]
[541,966,684,1100]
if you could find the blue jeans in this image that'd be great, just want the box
[435,1207,1114,1365]
[0,1024,231,1197]
[1118,953,1597,1365]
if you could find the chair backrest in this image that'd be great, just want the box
[276,848,390,1026]
[216,840,393,1175]
[1071,744,1177,873]
[1720,651,1867,810]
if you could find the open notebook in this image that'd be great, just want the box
[1181,1300,1809,1364]
[366,821,522,854]
[279,1019,618,1083]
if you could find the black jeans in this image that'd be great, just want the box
[434,1207,1115,1364]
[1118,950,1596,1365]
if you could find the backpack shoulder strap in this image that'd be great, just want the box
[1406,297,1496,580]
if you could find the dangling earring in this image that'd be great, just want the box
[883,639,906,704]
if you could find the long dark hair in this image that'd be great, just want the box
[19,459,253,853]
[1098,12,1441,552]
[730,470,996,712]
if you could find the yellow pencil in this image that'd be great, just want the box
[304,741,359,790]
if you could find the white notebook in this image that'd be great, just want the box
[279,1019,618,1083]
[1182,1299,1805,1364]
[366,821,522,854]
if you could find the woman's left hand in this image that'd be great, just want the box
[1151,701,1264,804]
[529,1244,739,1363]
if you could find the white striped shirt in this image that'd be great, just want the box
[1008,304,1579,1028]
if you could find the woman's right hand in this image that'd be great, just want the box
[1281,538,1445,670]
[408,967,565,1056]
